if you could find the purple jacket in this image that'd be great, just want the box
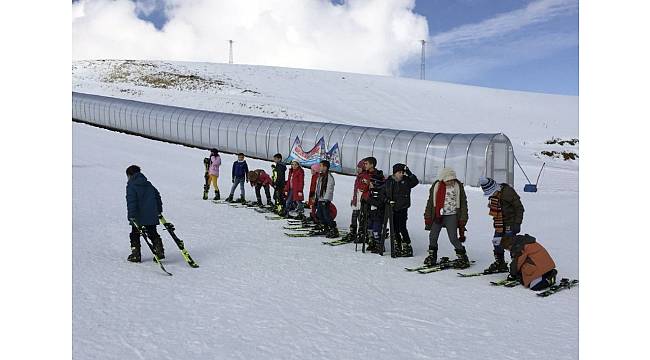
[209,155,221,176]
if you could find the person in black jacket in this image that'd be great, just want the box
[383,163,419,257]
[271,153,287,213]
[360,157,386,254]
[125,165,164,263]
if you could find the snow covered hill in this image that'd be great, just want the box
[73,123,578,360]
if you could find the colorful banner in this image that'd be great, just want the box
[285,136,342,171]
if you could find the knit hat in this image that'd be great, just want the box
[392,163,406,174]
[310,163,320,174]
[479,177,499,196]
[438,167,457,182]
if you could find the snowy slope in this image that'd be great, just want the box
[72,60,579,192]
[73,122,578,360]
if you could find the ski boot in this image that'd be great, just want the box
[151,236,165,260]
[203,184,209,200]
[255,200,263,207]
[225,195,234,203]
[127,246,141,263]
[366,237,377,254]
[370,234,382,254]
[483,250,509,274]
[238,195,246,204]
[423,248,437,266]
[325,223,340,239]
[399,243,413,257]
[453,247,470,269]
[311,224,327,236]
[544,269,558,286]
[213,190,220,201]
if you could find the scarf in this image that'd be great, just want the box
[434,181,447,223]
[488,193,504,233]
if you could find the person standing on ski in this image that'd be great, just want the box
[248,169,274,206]
[314,160,339,238]
[207,148,221,200]
[345,160,366,243]
[358,157,386,253]
[226,153,249,203]
[283,160,305,219]
[499,234,557,290]
[423,167,470,268]
[479,176,525,274]
[383,163,419,257]
[125,165,165,263]
[271,153,287,213]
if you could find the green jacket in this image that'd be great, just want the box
[497,184,525,226]
[424,179,468,223]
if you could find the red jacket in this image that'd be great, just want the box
[250,169,272,187]
[284,166,305,201]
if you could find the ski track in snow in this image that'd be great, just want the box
[73,123,577,359]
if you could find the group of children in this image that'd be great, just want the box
[127,150,559,291]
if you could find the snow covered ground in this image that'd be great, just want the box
[73,120,578,359]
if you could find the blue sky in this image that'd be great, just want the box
[75,0,578,95]
[409,0,578,95]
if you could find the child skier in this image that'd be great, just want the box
[423,167,470,268]
[499,234,557,291]
[206,148,221,200]
[283,160,305,219]
[382,163,419,257]
[125,165,164,262]
[248,169,274,206]
[358,157,386,253]
[343,160,366,243]
[226,153,249,203]
[479,176,525,274]
[271,153,287,213]
[314,160,339,238]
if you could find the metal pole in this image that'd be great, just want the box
[420,40,426,80]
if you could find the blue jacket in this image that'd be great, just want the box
[126,172,163,226]
[232,160,249,179]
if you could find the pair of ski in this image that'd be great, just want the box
[130,215,199,276]
[284,230,349,238]
[456,270,518,286]
[405,257,476,274]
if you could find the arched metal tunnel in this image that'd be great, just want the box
[72,92,514,186]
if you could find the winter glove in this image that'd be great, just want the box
[232,179,234,183]
[458,225,467,243]
[457,219,467,228]
[424,216,433,231]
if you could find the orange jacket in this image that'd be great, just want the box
[509,235,556,288]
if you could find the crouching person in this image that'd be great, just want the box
[248,169,274,206]
[126,165,165,262]
[500,234,557,291]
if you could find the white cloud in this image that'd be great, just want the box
[425,0,578,82]
[431,0,577,49]
[72,0,429,76]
